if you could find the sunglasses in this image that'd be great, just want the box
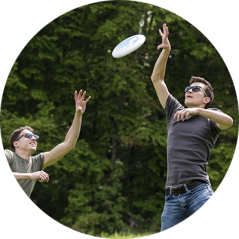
[185,86,208,97]
[15,133,39,142]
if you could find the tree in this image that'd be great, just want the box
[1,1,238,235]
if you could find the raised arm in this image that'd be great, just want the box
[43,90,91,168]
[151,23,171,109]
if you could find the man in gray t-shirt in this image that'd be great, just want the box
[5,90,91,197]
[5,149,45,197]
[151,23,233,231]
[165,94,222,186]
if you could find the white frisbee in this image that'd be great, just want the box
[112,34,146,58]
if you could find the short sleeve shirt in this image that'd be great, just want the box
[164,94,221,186]
[5,149,44,197]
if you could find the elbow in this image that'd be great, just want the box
[151,75,163,83]
[223,117,233,130]
[151,72,158,82]
[68,144,75,151]
[228,117,233,127]
[65,142,76,152]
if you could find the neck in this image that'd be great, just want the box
[187,106,205,109]
[186,103,206,109]
[15,149,32,161]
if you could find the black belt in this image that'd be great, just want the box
[165,180,205,196]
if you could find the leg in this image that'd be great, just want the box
[161,194,188,231]
[185,183,214,216]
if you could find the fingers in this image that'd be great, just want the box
[81,90,86,101]
[163,23,169,35]
[185,111,190,120]
[178,111,182,121]
[174,110,187,122]
[85,96,91,103]
[77,89,83,100]
[39,171,49,183]
[74,91,77,102]
[157,23,170,50]
[157,44,162,50]
[75,90,91,103]
[159,23,169,36]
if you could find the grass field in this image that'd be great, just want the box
[100,231,154,239]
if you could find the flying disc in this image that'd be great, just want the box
[112,34,146,58]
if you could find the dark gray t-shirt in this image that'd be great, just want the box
[5,149,44,197]
[165,94,221,186]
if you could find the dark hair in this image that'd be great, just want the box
[189,76,214,108]
[10,126,35,152]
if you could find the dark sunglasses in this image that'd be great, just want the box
[15,133,39,142]
[185,86,207,97]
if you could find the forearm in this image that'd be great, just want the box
[198,108,233,128]
[64,111,82,149]
[13,172,31,181]
[151,49,170,82]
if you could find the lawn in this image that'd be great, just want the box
[100,231,154,239]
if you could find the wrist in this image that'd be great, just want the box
[197,108,205,115]
[163,48,171,53]
[75,111,83,117]
[28,173,33,180]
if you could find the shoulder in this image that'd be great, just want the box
[4,149,14,155]
[32,153,45,163]
[4,149,15,159]
[31,153,45,170]
[4,149,17,166]
[165,94,184,117]
[166,94,184,109]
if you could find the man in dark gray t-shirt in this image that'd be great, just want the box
[151,23,233,231]
[165,94,222,186]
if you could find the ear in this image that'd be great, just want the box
[13,141,19,149]
[203,97,211,104]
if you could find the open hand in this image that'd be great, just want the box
[157,23,171,51]
[75,90,91,115]
[174,108,200,121]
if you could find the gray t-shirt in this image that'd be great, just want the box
[5,149,44,197]
[165,94,221,186]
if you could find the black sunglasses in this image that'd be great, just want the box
[185,86,207,97]
[15,133,39,142]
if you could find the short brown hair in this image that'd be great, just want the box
[10,126,35,152]
[189,76,214,108]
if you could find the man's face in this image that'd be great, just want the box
[14,129,38,153]
[184,82,208,108]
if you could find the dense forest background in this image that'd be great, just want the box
[1,0,238,236]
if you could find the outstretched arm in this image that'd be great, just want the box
[199,109,233,130]
[5,157,49,183]
[43,90,91,168]
[151,23,171,109]
[13,171,49,182]
[174,108,233,130]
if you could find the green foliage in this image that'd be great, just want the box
[1,0,238,237]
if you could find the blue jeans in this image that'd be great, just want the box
[161,183,214,231]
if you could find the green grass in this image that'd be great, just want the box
[100,231,154,239]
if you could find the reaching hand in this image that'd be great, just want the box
[157,23,171,51]
[75,90,91,115]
